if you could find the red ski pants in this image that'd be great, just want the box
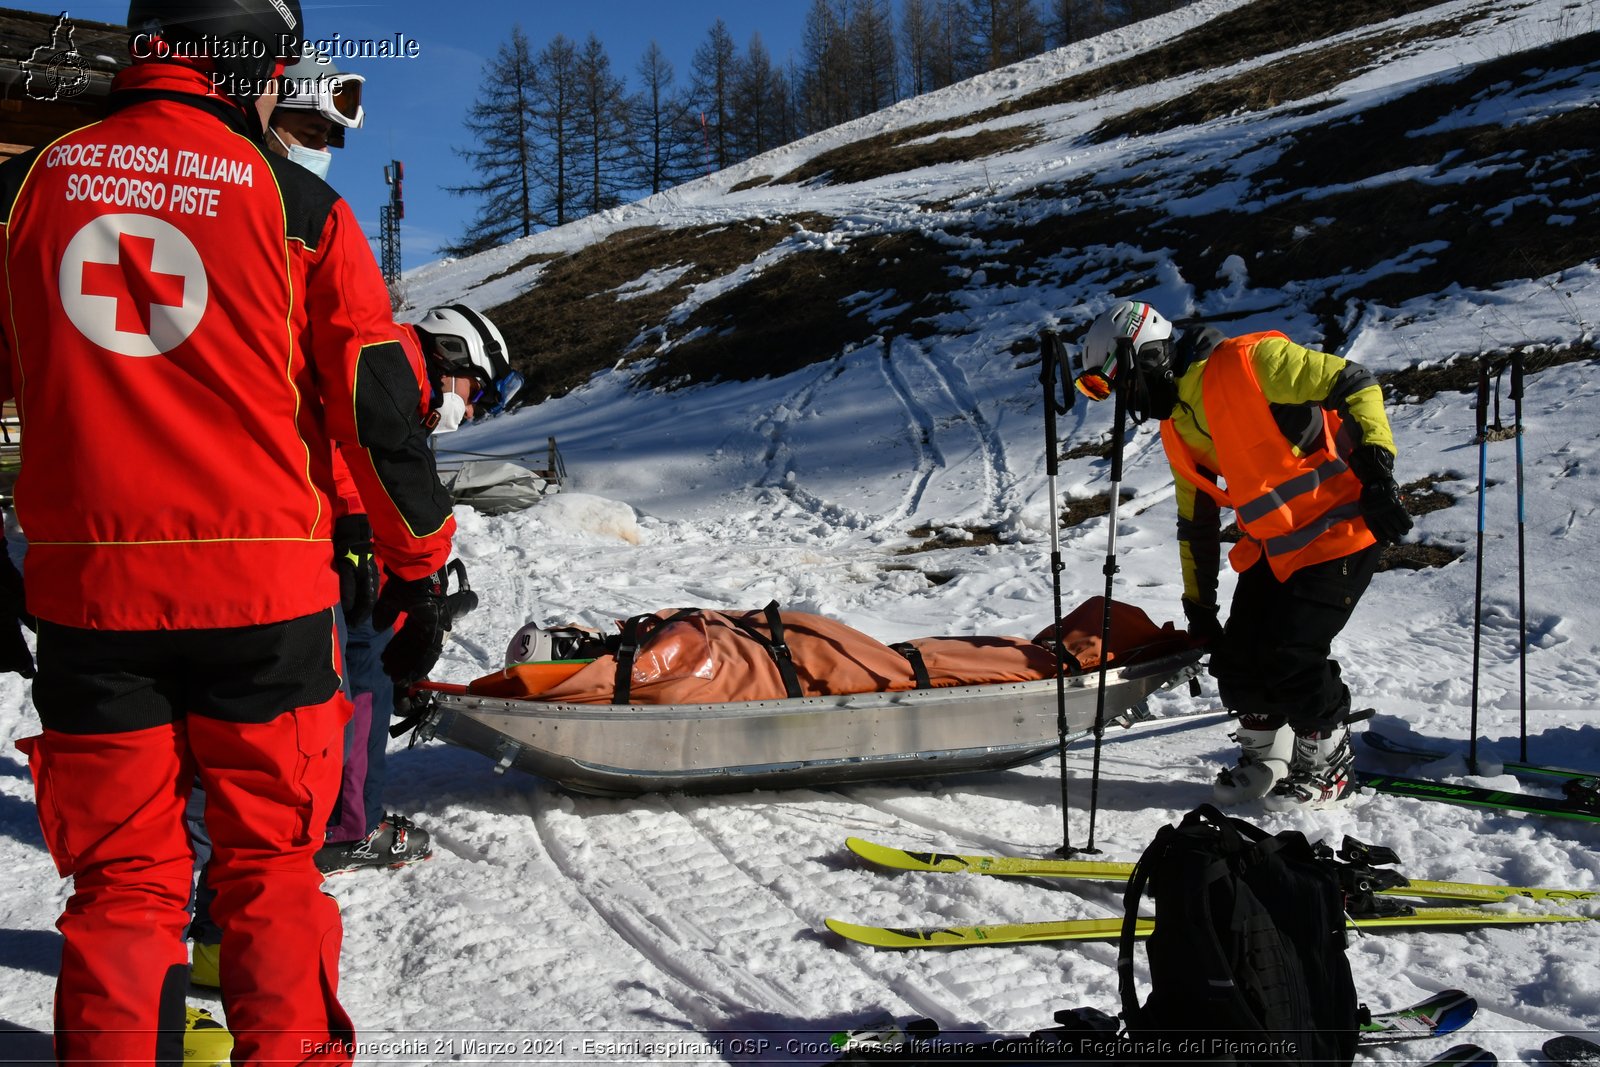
[20,614,356,1065]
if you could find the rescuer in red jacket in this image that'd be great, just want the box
[0,1,458,1062]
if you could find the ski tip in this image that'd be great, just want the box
[1434,996,1480,1037]
[844,837,915,868]
[1430,1043,1497,1067]
[1544,1035,1600,1066]
[843,837,872,860]
[824,917,914,948]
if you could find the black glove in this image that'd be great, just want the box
[1348,444,1413,544]
[1182,598,1224,648]
[333,514,379,627]
[0,554,35,679]
[372,561,478,687]
[372,566,448,687]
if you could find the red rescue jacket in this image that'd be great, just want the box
[332,323,431,517]
[1160,332,1375,581]
[0,63,454,630]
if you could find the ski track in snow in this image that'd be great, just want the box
[905,342,1015,524]
[875,341,947,528]
[660,795,986,1034]
[532,792,806,1026]
[665,786,1129,1036]
[737,335,1021,542]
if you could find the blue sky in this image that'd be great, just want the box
[18,1,809,266]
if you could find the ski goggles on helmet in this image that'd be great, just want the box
[433,336,489,383]
[1074,350,1118,402]
[278,71,365,129]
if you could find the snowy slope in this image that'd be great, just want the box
[3,0,1600,1063]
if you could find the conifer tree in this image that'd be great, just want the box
[966,0,1046,73]
[900,0,939,96]
[529,34,582,229]
[850,0,899,115]
[444,25,541,254]
[730,34,794,160]
[572,34,632,215]
[912,0,972,89]
[631,41,699,195]
[690,20,739,171]
[799,0,853,131]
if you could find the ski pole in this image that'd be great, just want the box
[1510,351,1526,761]
[1038,328,1076,855]
[1469,362,1490,775]
[1080,344,1132,856]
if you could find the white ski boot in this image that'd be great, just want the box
[1213,716,1293,804]
[1264,724,1355,812]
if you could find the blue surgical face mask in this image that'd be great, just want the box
[288,144,332,180]
[271,127,332,180]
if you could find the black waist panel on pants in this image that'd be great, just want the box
[33,608,342,735]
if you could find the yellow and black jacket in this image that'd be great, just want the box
[1160,331,1396,606]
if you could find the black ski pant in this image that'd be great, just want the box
[1208,544,1381,736]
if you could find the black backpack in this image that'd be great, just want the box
[1116,805,1358,1067]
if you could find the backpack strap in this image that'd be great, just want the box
[891,642,931,689]
[1117,823,1169,1026]
[1187,808,1296,1037]
[1189,802,1271,854]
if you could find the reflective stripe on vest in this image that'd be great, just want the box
[1159,333,1375,580]
[1236,455,1351,526]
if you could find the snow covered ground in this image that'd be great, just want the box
[3,0,1599,1063]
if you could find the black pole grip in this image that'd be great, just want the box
[1040,329,1063,477]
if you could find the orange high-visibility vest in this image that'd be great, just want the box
[1160,332,1375,581]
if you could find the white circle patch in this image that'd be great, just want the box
[59,213,208,357]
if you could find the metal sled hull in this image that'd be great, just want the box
[418,649,1201,796]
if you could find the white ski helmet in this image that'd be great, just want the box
[276,53,364,146]
[1077,300,1179,421]
[504,621,599,665]
[416,304,512,384]
[504,621,552,667]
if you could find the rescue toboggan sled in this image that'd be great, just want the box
[406,598,1202,797]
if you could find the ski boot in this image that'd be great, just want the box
[1264,724,1355,811]
[1213,715,1292,803]
[315,813,433,875]
[190,940,221,989]
[185,1005,233,1066]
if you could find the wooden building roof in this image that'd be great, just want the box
[0,8,128,159]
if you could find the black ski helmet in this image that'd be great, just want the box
[128,0,303,105]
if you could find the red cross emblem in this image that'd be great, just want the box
[79,232,188,335]
[60,214,207,357]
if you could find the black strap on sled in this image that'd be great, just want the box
[726,601,802,699]
[891,642,931,689]
[612,603,803,703]
[612,613,653,705]
[613,609,699,704]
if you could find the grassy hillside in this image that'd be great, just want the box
[444,0,1597,409]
